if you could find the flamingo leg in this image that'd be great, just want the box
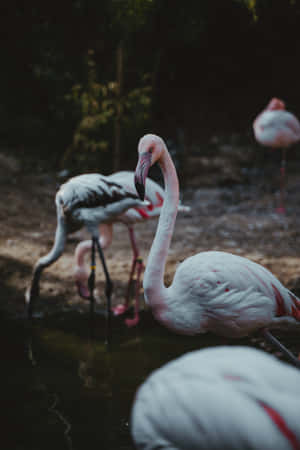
[112,226,145,326]
[262,329,300,368]
[276,148,287,214]
[94,237,113,345]
[87,238,96,317]
[75,224,113,300]
[112,226,138,315]
[125,256,145,327]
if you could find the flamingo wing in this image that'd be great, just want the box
[57,173,139,215]
[131,346,300,450]
[166,251,298,336]
[254,110,300,147]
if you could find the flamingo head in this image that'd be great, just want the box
[266,97,285,111]
[74,266,90,299]
[134,134,165,200]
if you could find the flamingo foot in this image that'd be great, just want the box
[112,304,128,316]
[76,280,91,300]
[125,316,139,327]
[275,206,286,214]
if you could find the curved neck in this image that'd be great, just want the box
[143,147,179,311]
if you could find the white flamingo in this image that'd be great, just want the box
[74,170,190,327]
[134,134,300,364]
[253,97,300,213]
[131,346,300,450]
[25,172,147,332]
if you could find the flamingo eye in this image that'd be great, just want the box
[149,146,154,154]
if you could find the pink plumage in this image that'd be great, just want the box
[134,134,300,342]
[131,346,300,450]
[253,98,300,148]
[253,97,300,213]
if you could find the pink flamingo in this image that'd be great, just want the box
[253,97,300,213]
[25,171,147,336]
[74,170,190,327]
[134,134,300,365]
[131,346,300,450]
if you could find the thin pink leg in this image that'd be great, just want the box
[112,226,144,325]
[276,148,286,214]
[125,256,145,327]
[112,256,137,315]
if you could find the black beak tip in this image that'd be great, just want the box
[135,180,145,201]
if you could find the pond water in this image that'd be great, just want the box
[1,308,229,450]
[1,308,296,450]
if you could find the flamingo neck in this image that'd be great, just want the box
[75,240,92,267]
[75,224,113,268]
[143,147,179,313]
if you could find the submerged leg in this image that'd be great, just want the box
[262,328,300,368]
[25,213,67,318]
[94,237,113,345]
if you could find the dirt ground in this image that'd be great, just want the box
[1,146,300,325]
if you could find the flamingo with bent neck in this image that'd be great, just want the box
[74,170,189,327]
[134,134,300,366]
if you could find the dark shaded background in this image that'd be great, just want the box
[1,0,300,173]
[1,5,300,449]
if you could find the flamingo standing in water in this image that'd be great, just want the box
[131,346,300,450]
[25,172,147,338]
[253,97,300,213]
[134,134,300,365]
[74,170,190,327]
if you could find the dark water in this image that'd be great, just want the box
[2,308,298,450]
[0,309,229,450]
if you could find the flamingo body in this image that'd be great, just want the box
[134,134,300,338]
[253,98,300,213]
[26,172,145,317]
[163,250,300,337]
[131,346,300,450]
[107,171,166,223]
[253,98,300,149]
[58,173,140,228]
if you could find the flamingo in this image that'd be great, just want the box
[253,97,300,214]
[131,346,300,450]
[25,172,147,337]
[74,170,190,327]
[134,134,300,365]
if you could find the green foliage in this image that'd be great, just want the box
[63,50,152,171]
[240,0,258,20]
[237,0,298,21]
[1,0,300,170]
[110,0,155,33]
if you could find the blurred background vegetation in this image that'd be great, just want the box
[1,0,300,174]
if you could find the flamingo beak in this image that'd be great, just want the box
[134,152,152,201]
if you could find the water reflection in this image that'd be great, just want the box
[1,310,260,450]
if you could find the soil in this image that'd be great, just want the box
[1,145,300,331]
